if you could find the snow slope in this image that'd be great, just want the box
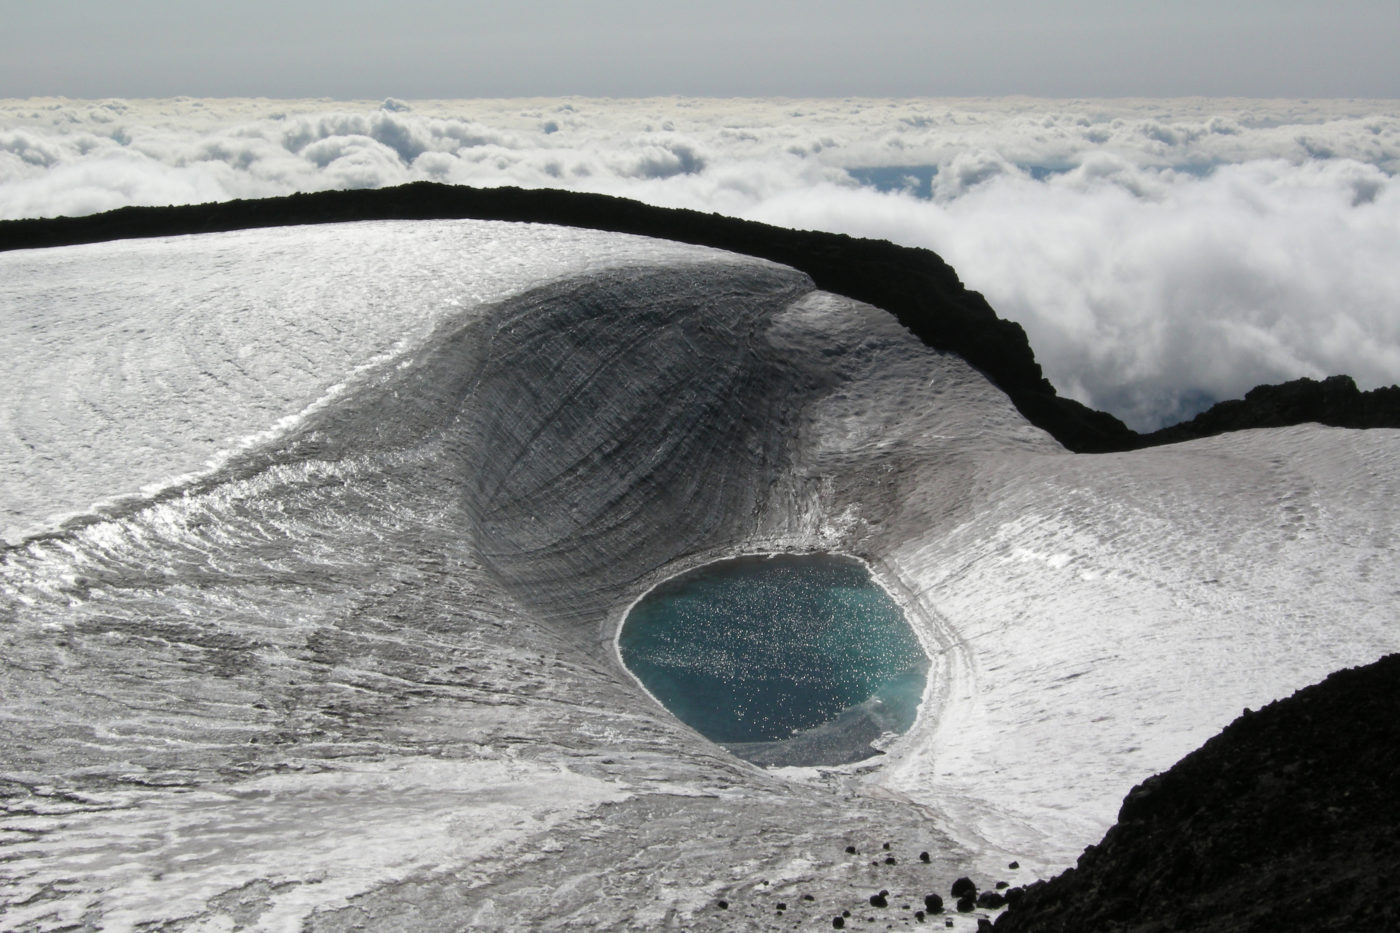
[1,220,1395,930]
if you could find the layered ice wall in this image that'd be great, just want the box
[2,220,1397,930]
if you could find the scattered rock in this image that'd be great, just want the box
[716,900,728,910]
[977,890,1006,909]
[924,894,944,912]
[919,851,931,863]
[915,909,926,922]
[1008,861,1019,870]
[885,856,898,865]
[832,917,845,930]
[995,881,1009,890]
[951,877,977,898]
[957,895,976,913]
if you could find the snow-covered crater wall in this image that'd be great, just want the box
[1,219,1397,931]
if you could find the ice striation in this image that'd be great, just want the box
[1,220,1397,931]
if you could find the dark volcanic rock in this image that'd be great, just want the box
[0,183,1131,453]
[994,653,1400,933]
[976,890,1006,909]
[1142,375,1400,445]
[3,185,1395,452]
[951,877,977,899]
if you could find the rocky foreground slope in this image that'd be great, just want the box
[995,653,1400,933]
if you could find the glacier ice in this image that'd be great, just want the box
[1,219,1397,930]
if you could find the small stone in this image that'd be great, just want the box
[976,890,1006,909]
[924,893,944,912]
[919,851,931,863]
[956,895,975,913]
[885,856,897,865]
[846,845,857,854]
[915,909,926,922]
[832,918,845,930]
[1008,860,1020,869]
[870,891,889,908]
[995,881,1009,890]
[883,842,892,850]
[802,894,816,901]
[717,900,728,910]
[945,920,954,928]
[951,877,977,898]
[776,902,786,911]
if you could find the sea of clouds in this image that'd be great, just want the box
[3,96,1397,430]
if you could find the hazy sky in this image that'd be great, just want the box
[2,0,1397,99]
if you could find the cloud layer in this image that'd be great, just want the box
[3,96,1397,430]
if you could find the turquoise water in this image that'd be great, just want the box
[619,554,928,764]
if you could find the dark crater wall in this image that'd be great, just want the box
[456,264,821,626]
[994,653,1400,933]
[5,182,1394,452]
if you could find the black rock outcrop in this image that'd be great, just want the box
[2,184,1395,451]
[994,653,1400,933]
[1141,375,1400,445]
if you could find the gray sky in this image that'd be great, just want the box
[1,0,1397,99]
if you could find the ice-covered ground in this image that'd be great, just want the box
[1,220,1396,930]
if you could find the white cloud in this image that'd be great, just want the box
[2,96,1397,430]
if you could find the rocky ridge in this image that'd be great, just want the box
[4,183,1395,451]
